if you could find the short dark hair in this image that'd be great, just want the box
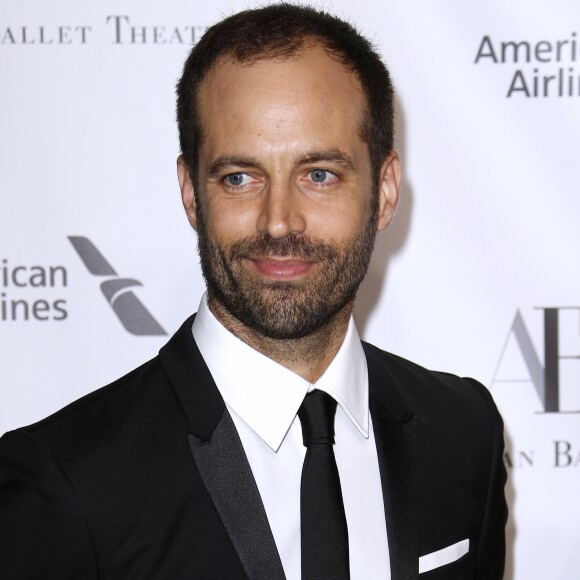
[176,3,394,185]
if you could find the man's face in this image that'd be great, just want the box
[179,44,399,339]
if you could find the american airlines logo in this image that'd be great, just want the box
[474,33,580,99]
[69,236,166,336]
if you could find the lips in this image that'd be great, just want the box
[249,257,316,279]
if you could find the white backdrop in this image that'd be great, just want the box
[2,1,579,578]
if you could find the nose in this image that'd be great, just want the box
[256,182,306,239]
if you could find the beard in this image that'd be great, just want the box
[195,204,377,340]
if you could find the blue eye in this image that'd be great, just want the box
[226,173,246,186]
[310,169,329,183]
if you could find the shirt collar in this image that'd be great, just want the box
[192,292,369,451]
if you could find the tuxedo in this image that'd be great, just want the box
[0,315,507,579]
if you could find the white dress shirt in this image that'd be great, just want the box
[192,293,390,580]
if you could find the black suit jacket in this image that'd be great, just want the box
[0,315,507,579]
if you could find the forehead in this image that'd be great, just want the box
[196,45,367,159]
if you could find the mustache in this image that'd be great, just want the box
[228,234,338,262]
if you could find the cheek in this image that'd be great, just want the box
[306,199,371,240]
[205,200,258,241]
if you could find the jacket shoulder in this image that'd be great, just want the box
[0,353,190,475]
[362,340,502,428]
[19,356,171,439]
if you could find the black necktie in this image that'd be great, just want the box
[298,390,350,580]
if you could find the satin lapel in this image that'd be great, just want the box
[160,316,285,580]
[189,409,286,580]
[364,343,418,580]
[372,401,417,579]
[159,314,224,441]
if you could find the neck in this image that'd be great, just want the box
[208,299,353,383]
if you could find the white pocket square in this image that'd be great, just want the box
[419,538,470,574]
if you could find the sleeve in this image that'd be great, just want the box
[466,379,509,580]
[0,430,99,579]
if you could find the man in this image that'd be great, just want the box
[0,4,507,579]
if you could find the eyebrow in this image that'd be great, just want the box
[295,149,356,171]
[207,156,263,177]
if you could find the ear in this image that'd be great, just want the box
[177,155,198,231]
[376,150,402,232]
